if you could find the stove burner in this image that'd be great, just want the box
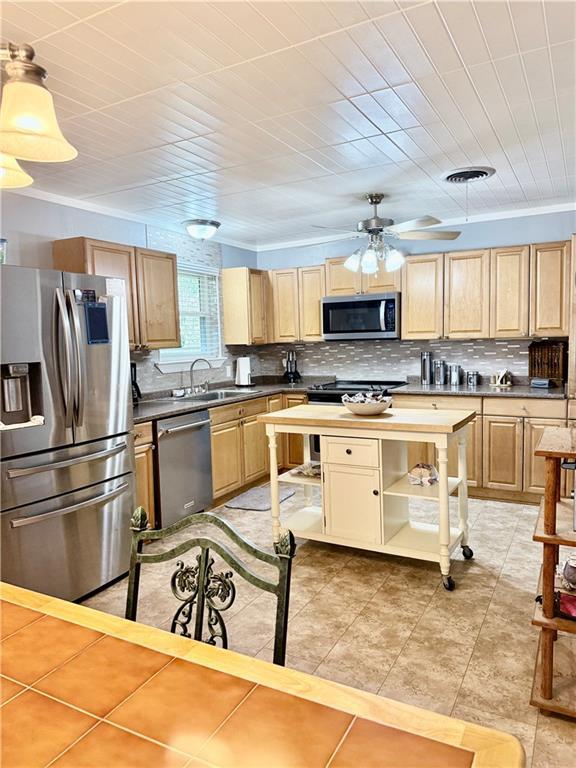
[307,379,407,403]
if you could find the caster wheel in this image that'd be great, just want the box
[462,545,474,560]
[442,576,455,591]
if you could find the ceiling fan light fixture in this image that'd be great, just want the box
[361,246,379,275]
[0,152,33,188]
[384,247,406,273]
[343,248,362,273]
[0,44,77,162]
[183,219,221,240]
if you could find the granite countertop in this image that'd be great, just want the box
[393,382,566,399]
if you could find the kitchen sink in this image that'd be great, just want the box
[142,389,262,405]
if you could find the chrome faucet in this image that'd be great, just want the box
[190,358,212,394]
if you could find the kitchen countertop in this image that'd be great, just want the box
[133,379,566,424]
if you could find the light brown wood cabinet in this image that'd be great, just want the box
[270,268,299,342]
[401,253,443,339]
[489,245,529,338]
[529,241,571,337]
[325,256,400,296]
[242,414,268,483]
[52,238,180,349]
[210,421,244,499]
[523,418,568,494]
[482,415,524,491]
[444,249,490,338]
[283,393,308,468]
[221,268,269,345]
[298,266,326,341]
[133,422,155,527]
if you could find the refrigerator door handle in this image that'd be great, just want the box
[54,288,75,429]
[66,289,85,427]
[10,481,129,528]
[6,442,128,479]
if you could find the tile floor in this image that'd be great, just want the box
[84,489,576,766]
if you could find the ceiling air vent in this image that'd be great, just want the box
[444,167,496,184]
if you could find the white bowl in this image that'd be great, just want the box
[343,399,392,416]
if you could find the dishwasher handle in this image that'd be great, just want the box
[158,419,211,438]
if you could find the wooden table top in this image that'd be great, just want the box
[0,583,523,768]
[260,404,477,434]
[535,425,576,458]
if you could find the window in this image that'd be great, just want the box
[161,267,221,361]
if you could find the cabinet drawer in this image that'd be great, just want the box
[133,421,153,447]
[321,436,380,468]
[209,397,267,426]
[393,394,482,412]
[482,397,566,419]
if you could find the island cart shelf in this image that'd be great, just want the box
[531,426,576,719]
[259,404,477,591]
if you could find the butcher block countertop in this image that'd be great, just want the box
[0,583,523,768]
[260,404,477,434]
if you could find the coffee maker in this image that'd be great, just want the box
[282,349,301,384]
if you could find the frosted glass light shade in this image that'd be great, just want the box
[361,247,379,274]
[184,219,221,239]
[343,248,362,272]
[0,82,77,162]
[385,248,406,272]
[0,153,33,188]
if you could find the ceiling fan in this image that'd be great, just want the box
[315,193,461,274]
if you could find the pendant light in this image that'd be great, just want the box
[0,43,77,162]
[0,153,33,188]
[183,219,221,240]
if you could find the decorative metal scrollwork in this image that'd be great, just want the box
[169,553,236,648]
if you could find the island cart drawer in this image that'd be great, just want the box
[321,436,380,468]
[482,397,566,419]
[133,421,153,447]
[393,395,482,412]
[209,397,268,426]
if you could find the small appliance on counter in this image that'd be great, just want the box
[235,356,252,386]
[282,349,301,384]
[131,362,142,406]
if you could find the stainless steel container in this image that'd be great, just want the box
[421,351,432,385]
[433,360,447,386]
[466,370,479,388]
[449,364,460,387]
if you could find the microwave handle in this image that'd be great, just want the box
[379,301,386,331]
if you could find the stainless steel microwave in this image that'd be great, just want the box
[322,292,400,340]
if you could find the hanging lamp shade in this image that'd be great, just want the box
[384,247,406,273]
[0,152,33,188]
[0,44,77,162]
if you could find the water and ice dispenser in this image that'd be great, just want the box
[0,362,43,428]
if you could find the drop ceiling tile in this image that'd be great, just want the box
[523,48,555,102]
[371,88,419,128]
[373,12,435,79]
[205,1,289,52]
[347,22,412,86]
[298,39,366,98]
[436,1,491,66]
[544,1,576,45]
[2,1,77,39]
[405,3,463,73]
[392,82,438,125]
[360,2,403,19]
[349,94,400,132]
[250,1,316,44]
[473,0,518,59]
[329,100,384,138]
[509,0,547,52]
[321,31,389,91]
[493,55,531,107]
[327,1,370,26]
[551,41,576,94]
[290,1,343,36]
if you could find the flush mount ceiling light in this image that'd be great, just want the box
[183,219,221,240]
[0,43,77,163]
[0,152,33,188]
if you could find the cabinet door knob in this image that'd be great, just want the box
[373,489,379,496]
[345,448,352,455]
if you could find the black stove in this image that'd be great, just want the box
[307,379,407,403]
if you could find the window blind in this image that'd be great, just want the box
[161,267,221,360]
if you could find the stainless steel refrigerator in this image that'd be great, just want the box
[1,265,134,601]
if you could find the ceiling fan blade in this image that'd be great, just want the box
[387,216,441,233]
[395,230,461,241]
[311,224,358,232]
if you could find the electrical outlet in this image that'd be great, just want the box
[225,365,232,378]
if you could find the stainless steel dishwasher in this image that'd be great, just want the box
[155,410,213,526]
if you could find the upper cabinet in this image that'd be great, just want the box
[298,266,326,342]
[52,237,180,349]
[221,267,269,345]
[444,249,490,339]
[325,256,400,296]
[529,241,571,337]
[270,268,299,343]
[401,253,443,340]
[489,245,529,338]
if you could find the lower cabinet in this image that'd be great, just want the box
[242,415,268,483]
[323,463,382,544]
[133,422,155,527]
[210,421,243,499]
[482,416,524,491]
[524,418,569,494]
[283,393,308,468]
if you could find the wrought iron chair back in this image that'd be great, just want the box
[125,508,296,666]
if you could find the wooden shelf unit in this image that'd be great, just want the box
[531,426,576,719]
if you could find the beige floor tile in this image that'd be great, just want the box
[532,713,576,768]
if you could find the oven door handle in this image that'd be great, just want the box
[6,443,127,479]
[10,482,129,528]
